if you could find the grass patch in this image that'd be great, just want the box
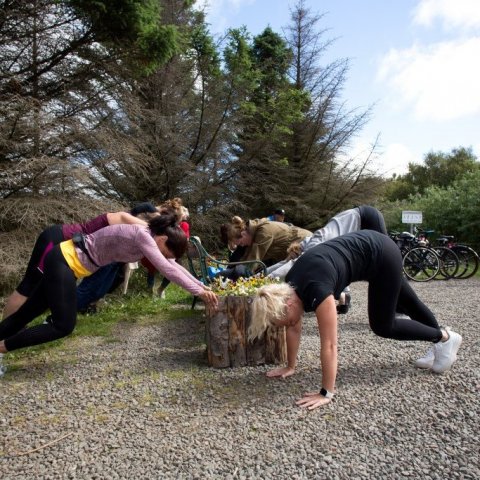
[3,270,202,367]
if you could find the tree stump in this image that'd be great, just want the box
[206,296,287,368]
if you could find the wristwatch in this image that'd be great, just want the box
[320,387,334,399]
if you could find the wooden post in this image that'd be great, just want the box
[206,296,287,368]
[227,296,247,367]
[264,325,287,364]
[245,296,266,366]
[205,297,230,368]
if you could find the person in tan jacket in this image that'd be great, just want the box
[225,216,312,266]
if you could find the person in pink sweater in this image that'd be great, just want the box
[0,214,217,371]
[2,208,156,319]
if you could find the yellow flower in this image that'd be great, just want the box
[211,275,280,296]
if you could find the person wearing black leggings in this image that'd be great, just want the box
[267,205,388,279]
[247,229,463,410]
[265,205,388,313]
[1,247,78,350]
[2,205,157,320]
[0,215,218,376]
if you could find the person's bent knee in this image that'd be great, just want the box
[370,323,394,339]
[51,319,76,338]
[55,323,76,337]
[2,291,28,319]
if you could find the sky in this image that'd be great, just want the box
[194,0,480,177]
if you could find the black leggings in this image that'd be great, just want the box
[357,205,415,316]
[0,246,77,351]
[16,225,64,296]
[368,236,442,342]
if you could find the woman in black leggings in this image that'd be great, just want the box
[0,215,218,372]
[247,229,463,410]
[4,247,79,350]
[266,204,386,278]
[265,204,388,312]
[2,206,157,320]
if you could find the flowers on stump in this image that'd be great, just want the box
[211,275,280,297]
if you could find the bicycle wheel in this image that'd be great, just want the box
[451,245,480,279]
[432,246,459,280]
[403,247,440,282]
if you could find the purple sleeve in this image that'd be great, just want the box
[138,231,205,295]
[62,213,109,239]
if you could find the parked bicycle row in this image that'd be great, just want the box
[389,227,479,282]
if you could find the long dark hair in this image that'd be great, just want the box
[148,214,187,258]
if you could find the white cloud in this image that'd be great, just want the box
[377,37,480,121]
[377,143,420,177]
[195,0,253,10]
[341,139,419,177]
[195,0,256,34]
[413,0,480,30]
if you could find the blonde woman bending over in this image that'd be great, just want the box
[248,230,462,410]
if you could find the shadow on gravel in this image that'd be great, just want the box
[336,363,416,387]
[338,322,370,333]
[146,348,208,370]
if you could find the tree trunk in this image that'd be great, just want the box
[206,296,287,368]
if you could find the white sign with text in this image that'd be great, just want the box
[402,210,423,224]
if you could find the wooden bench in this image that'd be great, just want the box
[186,236,267,308]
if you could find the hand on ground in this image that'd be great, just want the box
[295,392,332,410]
[266,366,295,378]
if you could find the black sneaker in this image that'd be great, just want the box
[336,292,351,314]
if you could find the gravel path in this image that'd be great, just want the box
[1,278,479,479]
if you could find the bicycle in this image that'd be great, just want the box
[389,231,440,282]
[436,234,480,279]
[415,227,460,280]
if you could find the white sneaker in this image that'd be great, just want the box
[415,346,435,369]
[432,328,462,373]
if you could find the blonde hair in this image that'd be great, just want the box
[180,206,189,221]
[230,216,246,236]
[248,282,295,341]
[157,197,183,223]
[220,215,247,250]
[227,215,247,250]
[286,241,302,259]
